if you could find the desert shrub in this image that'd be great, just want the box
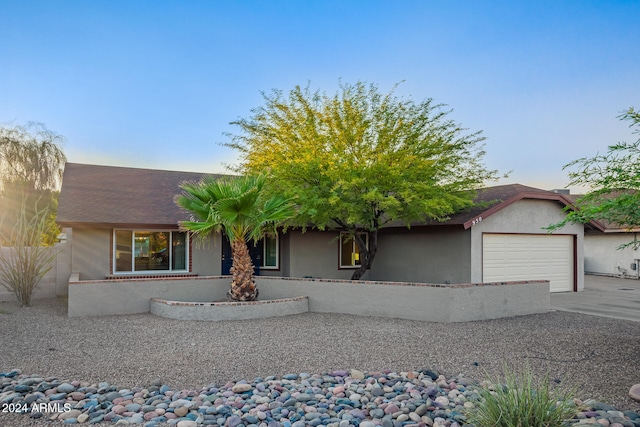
[0,205,55,306]
[466,365,578,427]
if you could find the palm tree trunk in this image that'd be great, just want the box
[228,238,259,301]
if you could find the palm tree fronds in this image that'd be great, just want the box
[175,173,296,301]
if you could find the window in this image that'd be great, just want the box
[261,234,279,269]
[340,232,368,268]
[114,230,188,273]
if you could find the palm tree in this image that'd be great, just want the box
[175,174,296,301]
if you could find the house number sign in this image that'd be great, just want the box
[471,216,483,225]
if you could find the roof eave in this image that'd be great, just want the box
[57,221,182,230]
[462,191,600,230]
[603,227,640,233]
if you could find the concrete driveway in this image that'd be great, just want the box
[551,274,640,322]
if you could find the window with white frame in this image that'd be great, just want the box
[340,232,368,268]
[114,230,188,273]
[261,234,279,269]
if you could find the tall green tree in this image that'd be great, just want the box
[176,174,296,301]
[549,107,640,248]
[0,123,67,245]
[228,81,500,280]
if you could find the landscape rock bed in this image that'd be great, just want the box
[2,369,639,427]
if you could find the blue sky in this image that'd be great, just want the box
[1,0,639,191]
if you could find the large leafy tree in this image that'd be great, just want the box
[176,174,296,301]
[228,81,500,280]
[549,107,640,248]
[0,123,67,245]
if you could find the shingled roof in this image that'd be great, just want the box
[564,191,636,232]
[57,163,583,231]
[57,163,225,228]
[378,183,580,229]
[442,183,579,229]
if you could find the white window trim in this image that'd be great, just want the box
[113,229,189,274]
[261,233,279,270]
[339,231,368,269]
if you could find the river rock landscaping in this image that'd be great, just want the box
[2,298,640,426]
[2,368,639,427]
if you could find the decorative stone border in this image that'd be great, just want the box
[150,296,309,321]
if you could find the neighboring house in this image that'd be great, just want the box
[584,227,640,279]
[564,193,640,279]
[57,163,585,292]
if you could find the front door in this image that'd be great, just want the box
[221,235,262,276]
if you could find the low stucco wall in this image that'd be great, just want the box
[150,296,309,321]
[67,274,230,317]
[256,277,550,323]
[68,274,549,322]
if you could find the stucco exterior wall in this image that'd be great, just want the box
[55,232,72,296]
[66,227,222,280]
[584,232,640,278]
[191,234,222,275]
[371,227,471,284]
[287,230,363,280]
[258,233,291,277]
[71,227,111,280]
[469,199,584,290]
[62,199,583,289]
[285,228,471,283]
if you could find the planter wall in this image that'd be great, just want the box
[67,274,549,322]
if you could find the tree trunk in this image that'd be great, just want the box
[227,238,259,301]
[350,230,378,280]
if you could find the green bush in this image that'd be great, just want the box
[466,365,578,427]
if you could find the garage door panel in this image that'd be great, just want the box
[483,234,573,292]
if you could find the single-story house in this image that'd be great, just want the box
[562,193,640,279]
[584,228,640,279]
[56,163,585,293]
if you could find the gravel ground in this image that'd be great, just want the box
[1,297,639,426]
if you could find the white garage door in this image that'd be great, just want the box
[483,234,574,292]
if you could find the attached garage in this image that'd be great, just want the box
[376,184,585,291]
[482,233,575,292]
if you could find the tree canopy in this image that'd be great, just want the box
[0,123,67,245]
[228,81,500,279]
[549,107,640,247]
[0,123,66,192]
